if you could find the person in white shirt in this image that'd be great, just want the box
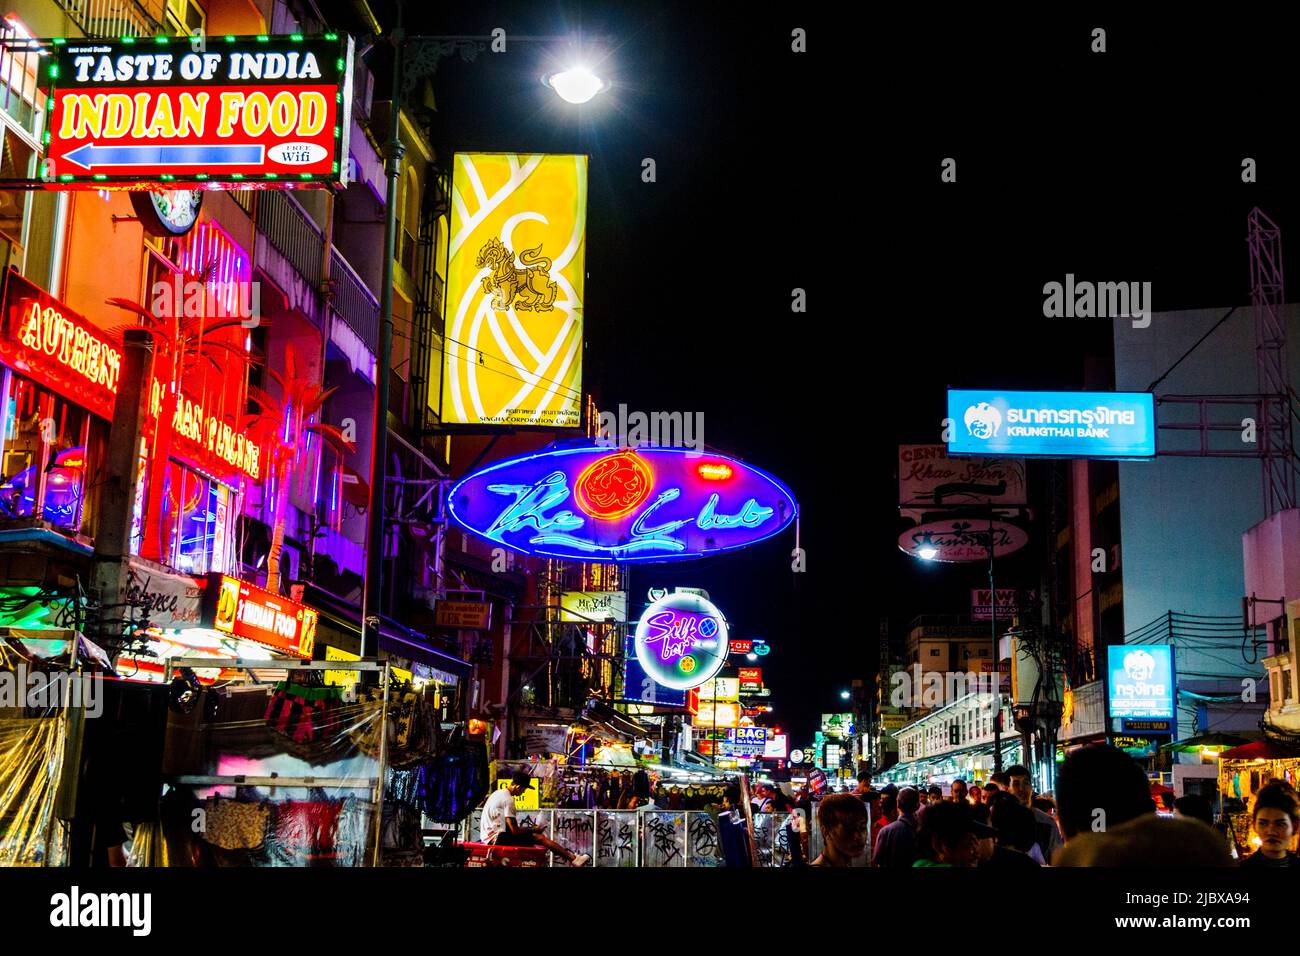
[481,771,590,866]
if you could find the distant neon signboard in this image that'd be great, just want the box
[1107,644,1174,721]
[41,34,352,188]
[729,639,753,655]
[447,443,797,563]
[634,592,729,691]
[948,389,1156,459]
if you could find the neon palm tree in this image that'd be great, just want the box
[107,261,260,563]
[244,342,354,594]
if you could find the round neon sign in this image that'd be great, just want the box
[634,592,729,691]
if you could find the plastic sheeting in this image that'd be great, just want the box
[156,680,435,867]
[0,637,97,867]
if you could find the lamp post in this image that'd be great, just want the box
[359,16,608,657]
[910,509,1006,776]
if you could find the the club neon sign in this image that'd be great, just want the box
[634,591,729,690]
[446,442,798,563]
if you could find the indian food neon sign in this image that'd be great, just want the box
[447,443,797,563]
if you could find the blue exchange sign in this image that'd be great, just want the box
[1107,644,1175,722]
[947,389,1156,459]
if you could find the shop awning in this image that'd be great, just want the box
[301,583,471,680]
[581,702,656,742]
[1219,739,1300,761]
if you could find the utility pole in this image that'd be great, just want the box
[91,329,153,656]
[361,13,405,660]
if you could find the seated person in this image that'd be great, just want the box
[481,772,590,866]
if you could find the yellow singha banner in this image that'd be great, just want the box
[440,153,587,428]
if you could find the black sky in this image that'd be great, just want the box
[372,3,1299,746]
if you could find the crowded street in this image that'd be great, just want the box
[0,1,1294,942]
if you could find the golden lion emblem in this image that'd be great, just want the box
[475,236,559,312]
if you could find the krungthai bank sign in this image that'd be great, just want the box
[948,389,1156,459]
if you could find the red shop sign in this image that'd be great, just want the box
[738,667,762,686]
[729,640,753,654]
[202,573,317,658]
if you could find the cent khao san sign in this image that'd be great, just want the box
[447,443,797,563]
[948,389,1156,459]
[41,34,353,188]
[201,573,317,658]
[633,591,729,691]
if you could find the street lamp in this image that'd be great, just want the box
[545,66,607,104]
[840,690,851,701]
[746,652,758,662]
[916,533,939,561]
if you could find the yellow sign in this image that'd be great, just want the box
[323,645,360,686]
[496,778,540,811]
[698,677,739,702]
[694,701,740,729]
[440,153,587,428]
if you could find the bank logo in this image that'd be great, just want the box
[1123,649,1157,682]
[964,402,1002,440]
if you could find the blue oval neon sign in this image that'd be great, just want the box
[446,442,798,563]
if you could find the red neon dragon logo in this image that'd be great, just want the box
[573,451,653,520]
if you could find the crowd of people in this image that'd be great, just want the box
[805,744,1299,868]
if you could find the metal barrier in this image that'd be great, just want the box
[465,809,789,867]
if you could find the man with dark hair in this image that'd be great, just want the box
[927,784,944,804]
[983,796,1041,868]
[913,801,993,867]
[989,771,1010,791]
[480,772,590,865]
[951,779,969,804]
[1055,745,1156,844]
[872,786,921,868]
[811,793,869,867]
[855,771,873,797]
[1241,781,1299,868]
[1006,764,1064,863]
[1173,794,1215,828]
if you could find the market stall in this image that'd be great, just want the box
[1217,738,1300,856]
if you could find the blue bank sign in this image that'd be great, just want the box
[1107,644,1174,721]
[948,389,1156,459]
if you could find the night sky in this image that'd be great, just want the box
[378,3,1298,746]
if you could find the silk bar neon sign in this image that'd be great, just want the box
[447,443,798,563]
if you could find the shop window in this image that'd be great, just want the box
[0,371,101,534]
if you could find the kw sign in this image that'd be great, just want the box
[41,34,353,188]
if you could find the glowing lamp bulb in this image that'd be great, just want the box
[546,66,605,104]
[917,545,939,560]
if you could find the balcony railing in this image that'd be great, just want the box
[255,188,381,352]
[329,245,379,351]
[257,189,323,286]
[58,0,164,38]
